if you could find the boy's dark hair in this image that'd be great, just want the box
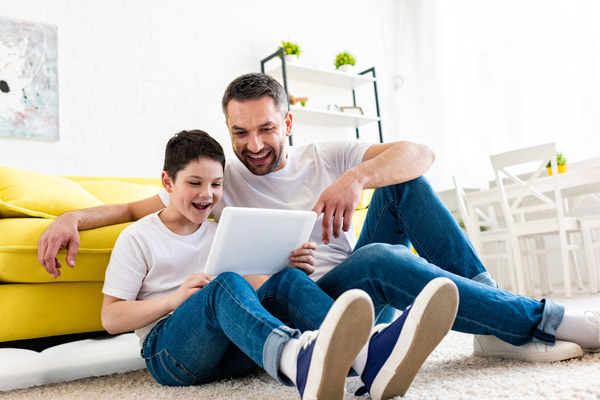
[221,73,288,119]
[163,130,225,181]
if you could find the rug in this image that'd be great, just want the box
[2,330,599,400]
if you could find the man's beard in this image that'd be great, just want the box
[239,142,285,176]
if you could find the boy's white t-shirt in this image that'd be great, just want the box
[158,140,370,280]
[102,211,217,345]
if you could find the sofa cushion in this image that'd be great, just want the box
[0,282,104,342]
[0,166,103,218]
[74,180,161,205]
[0,218,132,283]
[357,189,374,210]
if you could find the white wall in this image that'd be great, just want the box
[393,0,600,191]
[0,0,399,178]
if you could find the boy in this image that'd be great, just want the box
[100,129,461,399]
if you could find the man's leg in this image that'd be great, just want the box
[258,268,459,399]
[318,243,564,346]
[356,177,496,286]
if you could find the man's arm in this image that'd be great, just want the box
[38,195,165,278]
[312,141,435,244]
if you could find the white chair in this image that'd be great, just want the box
[580,215,600,293]
[490,143,582,298]
[452,175,517,292]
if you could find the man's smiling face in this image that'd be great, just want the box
[226,96,292,175]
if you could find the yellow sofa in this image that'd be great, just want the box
[0,165,373,343]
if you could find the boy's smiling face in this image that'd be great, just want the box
[160,157,223,234]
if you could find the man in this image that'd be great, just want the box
[39,73,599,371]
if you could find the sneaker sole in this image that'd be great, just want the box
[303,289,374,400]
[474,338,584,362]
[371,277,459,400]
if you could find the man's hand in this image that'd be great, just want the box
[38,213,80,279]
[312,172,363,244]
[168,273,213,311]
[289,242,317,274]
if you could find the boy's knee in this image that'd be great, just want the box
[212,271,246,286]
[278,267,307,280]
[267,268,309,289]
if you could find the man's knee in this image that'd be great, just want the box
[352,243,417,272]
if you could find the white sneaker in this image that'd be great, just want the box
[473,335,583,362]
[582,310,600,353]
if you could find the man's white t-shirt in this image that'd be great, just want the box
[102,211,217,345]
[158,140,370,280]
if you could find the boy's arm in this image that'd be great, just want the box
[102,294,173,334]
[312,141,435,244]
[102,272,213,334]
[38,195,165,278]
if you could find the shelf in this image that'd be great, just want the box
[267,63,375,90]
[289,106,380,128]
[260,48,383,143]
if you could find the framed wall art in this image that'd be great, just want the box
[0,16,58,140]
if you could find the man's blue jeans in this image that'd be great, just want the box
[313,177,564,346]
[142,269,335,386]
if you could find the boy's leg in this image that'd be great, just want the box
[142,271,375,399]
[257,268,333,331]
[142,272,298,386]
[356,177,496,286]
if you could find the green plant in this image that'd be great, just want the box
[546,151,567,168]
[278,41,302,56]
[334,51,356,69]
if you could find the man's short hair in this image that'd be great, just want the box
[221,73,288,118]
[163,130,225,180]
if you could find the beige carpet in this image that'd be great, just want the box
[2,330,599,400]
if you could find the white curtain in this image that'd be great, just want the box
[394,0,600,190]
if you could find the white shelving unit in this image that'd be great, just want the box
[261,49,383,145]
[289,105,380,129]
[267,63,376,90]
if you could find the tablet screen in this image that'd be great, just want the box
[204,207,317,276]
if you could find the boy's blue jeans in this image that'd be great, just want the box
[314,177,564,345]
[142,269,335,386]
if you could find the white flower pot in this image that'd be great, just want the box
[338,64,354,73]
[284,54,299,64]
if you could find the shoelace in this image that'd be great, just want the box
[298,330,319,351]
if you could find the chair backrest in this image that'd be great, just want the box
[452,175,501,242]
[489,143,566,230]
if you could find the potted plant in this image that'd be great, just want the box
[278,41,302,63]
[334,51,356,72]
[546,151,567,175]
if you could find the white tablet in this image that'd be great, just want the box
[203,207,317,276]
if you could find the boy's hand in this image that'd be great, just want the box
[289,242,317,275]
[169,273,213,311]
